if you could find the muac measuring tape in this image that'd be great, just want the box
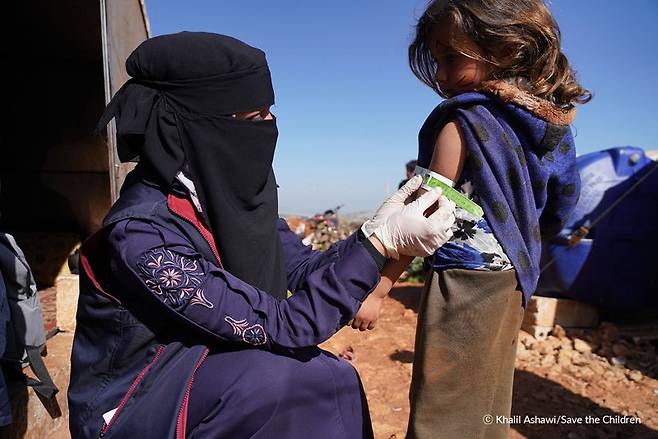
[415,166,484,218]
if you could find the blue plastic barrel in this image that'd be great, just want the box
[536,146,658,313]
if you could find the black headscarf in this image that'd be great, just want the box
[98,32,287,300]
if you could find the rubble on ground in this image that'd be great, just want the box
[284,208,361,251]
[515,321,658,431]
[516,322,658,381]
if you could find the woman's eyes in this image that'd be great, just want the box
[230,112,267,121]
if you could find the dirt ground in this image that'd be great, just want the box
[320,283,658,439]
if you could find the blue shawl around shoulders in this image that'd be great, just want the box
[417,81,581,305]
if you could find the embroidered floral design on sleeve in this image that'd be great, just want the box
[190,290,214,309]
[224,316,268,346]
[138,248,213,308]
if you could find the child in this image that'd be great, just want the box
[355,0,590,437]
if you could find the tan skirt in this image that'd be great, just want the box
[407,269,524,439]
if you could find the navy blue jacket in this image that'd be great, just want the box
[68,179,380,438]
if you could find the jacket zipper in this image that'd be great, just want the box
[99,345,166,437]
[175,348,209,439]
[167,195,219,438]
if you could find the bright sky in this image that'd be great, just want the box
[148,0,658,215]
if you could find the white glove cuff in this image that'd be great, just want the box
[360,220,378,238]
[372,227,400,260]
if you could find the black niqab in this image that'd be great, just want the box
[98,32,287,300]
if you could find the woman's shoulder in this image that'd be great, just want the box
[104,180,168,228]
[106,215,196,269]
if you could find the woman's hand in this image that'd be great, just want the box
[361,175,423,237]
[373,188,456,259]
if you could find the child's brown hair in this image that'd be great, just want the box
[409,0,591,107]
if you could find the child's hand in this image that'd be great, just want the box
[349,275,392,331]
[352,294,384,331]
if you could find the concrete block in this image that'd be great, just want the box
[522,296,599,340]
[56,275,79,332]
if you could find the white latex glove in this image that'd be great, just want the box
[373,188,456,259]
[361,175,423,237]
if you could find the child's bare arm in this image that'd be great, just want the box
[351,121,466,330]
[429,121,467,182]
[374,121,467,293]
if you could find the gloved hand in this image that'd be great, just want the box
[361,175,423,237]
[373,188,456,259]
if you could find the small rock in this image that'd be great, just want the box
[574,338,592,354]
[589,362,606,375]
[516,347,530,362]
[611,356,627,367]
[627,370,642,382]
[565,364,580,376]
[558,351,573,367]
[552,324,567,339]
[560,338,574,351]
[547,335,562,350]
[541,354,556,367]
[538,342,556,356]
[613,367,626,380]
[571,354,589,366]
[580,367,595,379]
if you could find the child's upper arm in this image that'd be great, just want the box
[428,120,467,183]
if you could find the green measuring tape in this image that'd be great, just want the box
[419,170,484,219]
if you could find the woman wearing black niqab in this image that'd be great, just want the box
[68,32,455,438]
[100,31,287,300]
